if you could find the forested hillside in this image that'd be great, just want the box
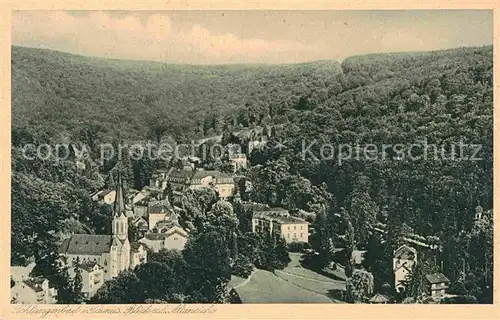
[11,45,493,302]
[12,46,341,142]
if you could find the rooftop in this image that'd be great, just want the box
[255,213,307,224]
[394,245,417,260]
[77,261,100,272]
[59,234,112,256]
[426,273,450,284]
[369,293,391,303]
[23,277,47,293]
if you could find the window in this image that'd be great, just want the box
[300,233,302,238]
[288,226,290,231]
[300,226,303,230]
[294,233,296,238]
[294,226,296,230]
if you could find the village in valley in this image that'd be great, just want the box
[11,125,492,305]
[10,10,493,306]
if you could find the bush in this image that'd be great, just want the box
[288,241,309,252]
[232,254,254,278]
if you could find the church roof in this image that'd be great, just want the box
[59,234,112,256]
[113,172,126,216]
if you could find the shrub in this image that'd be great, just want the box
[232,254,254,278]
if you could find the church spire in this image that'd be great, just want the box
[113,171,126,217]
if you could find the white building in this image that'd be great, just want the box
[393,245,417,292]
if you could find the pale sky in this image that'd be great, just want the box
[12,10,493,64]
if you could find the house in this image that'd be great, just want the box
[474,202,483,220]
[393,245,417,292]
[59,173,147,281]
[426,273,450,298]
[139,224,189,252]
[252,208,309,243]
[229,153,248,172]
[160,167,235,199]
[147,199,175,231]
[91,189,116,205]
[368,293,392,304]
[189,170,235,199]
[133,197,151,218]
[11,276,57,304]
[126,189,148,205]
[68,261,104,300]
[11,262,36,283]
[351,250,367,268]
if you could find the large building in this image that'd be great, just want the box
[393,244,417,292]
[150,167,235,199]
[59,173,147,281]
[251,207,309,243]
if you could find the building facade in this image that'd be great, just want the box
[426,273,450,298]
[251,208,309,243]
[68,261,104,300]
[151,167,235,199]
[139,225,189,252]
[11,277,57,304]
[393,245,417,292]
[59,173,147,281]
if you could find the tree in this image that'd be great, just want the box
[404,255,439,301]
[183,230,232,303]
[347,175,379,246]
[310,204,331,269]
[89,270,142,304]
[346,269,374,303]
[72,267,83,304]
[135,261,186,302]
[344,209,355,278]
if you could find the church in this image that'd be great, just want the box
[59,173,147,281]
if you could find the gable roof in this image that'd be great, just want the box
[23,277,47,293]
[143,227,188,241]
[425,273,450,284]
[77,261,100,272]
[394,245,417,260]
[191,170,233,181]
[369,293,391,303]
[148,200,173,214]
[59,234,112,256]
[130,242,144,252]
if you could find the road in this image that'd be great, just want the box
[230,253,346,303]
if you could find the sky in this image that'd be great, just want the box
[12,10,493,65]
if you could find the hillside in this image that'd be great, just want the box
[11,45,493,304]
[12,46,342,142]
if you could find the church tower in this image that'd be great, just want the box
[112,172,128,241]
[110,171,130,277]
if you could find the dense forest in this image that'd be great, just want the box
[11,45,493,303]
